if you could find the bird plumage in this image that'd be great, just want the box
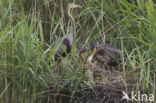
[49,3,81,63]
[88,42,127,67]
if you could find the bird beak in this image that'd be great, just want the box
[95,45,99,50]
[74,5,82,8]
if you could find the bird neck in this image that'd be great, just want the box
[67,8,76,44]
[92,48,97,56]
[87,48,97,62]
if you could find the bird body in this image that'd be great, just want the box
[86,42,126,67]
[50,30,73,61]
[48,3,81,72]
[51,37,71,61]
[94,43,123,66]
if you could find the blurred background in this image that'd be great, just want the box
[0,0,156,103]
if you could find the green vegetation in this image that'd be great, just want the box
[0,0,155,103]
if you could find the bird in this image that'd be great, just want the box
[49,3,82,72]
[85,42,127,68]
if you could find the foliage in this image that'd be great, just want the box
[0,0,155,102]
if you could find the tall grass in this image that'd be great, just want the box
[0,0,156,102]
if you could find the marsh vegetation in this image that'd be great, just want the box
[0,0,156,103]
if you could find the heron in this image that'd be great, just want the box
[83,42,127,68]
[49,3,82,72]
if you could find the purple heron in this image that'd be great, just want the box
[83,42,127,67]
[49,3,82,71]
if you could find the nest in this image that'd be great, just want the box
[43,66,142,103]
[75,68,141,103]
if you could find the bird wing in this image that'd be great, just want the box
[95,53,110,63]
[98,43,122,60]
[49,31,72,60]
[50,37,67,56]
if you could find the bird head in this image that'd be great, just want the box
[90,42,97,50]
[67,3,82,9]
[67,3,82,15]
